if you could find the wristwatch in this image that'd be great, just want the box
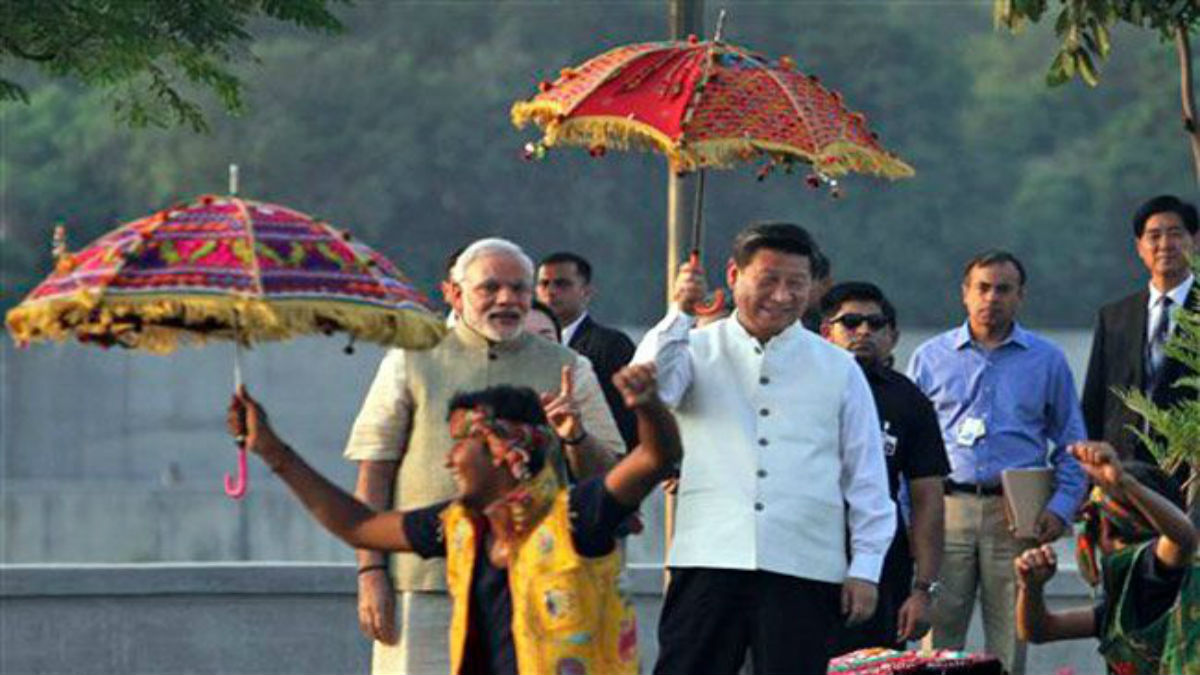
[912,579,941,598]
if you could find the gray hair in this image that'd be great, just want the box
[451,237,535,284]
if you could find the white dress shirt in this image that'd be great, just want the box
[1147,274,1193,341]
[561,312,589,346]
[635,309,895,583]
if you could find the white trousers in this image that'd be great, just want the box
[370,591,452,675]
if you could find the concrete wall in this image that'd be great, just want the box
[1,564,367,675]
[2,338,381,563]
[1,563,1103,674]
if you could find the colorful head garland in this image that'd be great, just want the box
[1075,486,1158,586]
[449,405,556,482]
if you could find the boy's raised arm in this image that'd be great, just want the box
[228,387,413,553]
[603,364,683,507]
[1014,545,1096,643]
[1070,441,1198,569]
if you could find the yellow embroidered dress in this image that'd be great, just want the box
[441,467,639,675]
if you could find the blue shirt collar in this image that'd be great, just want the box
[952,321,1029,351]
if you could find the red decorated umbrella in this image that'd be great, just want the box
[6,188,446,497]
[512,18,914,312]
[511,23,914,184]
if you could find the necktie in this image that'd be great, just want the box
[1148,295,1173,388]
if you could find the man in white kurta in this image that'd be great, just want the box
[637,223,895,675]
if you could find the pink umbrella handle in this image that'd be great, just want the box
[224,447,248,499]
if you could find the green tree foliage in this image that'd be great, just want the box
[993,0,1200,183]
[1120,258,1200,515]
[994,0,1197,86]
[1,0,346,131]
[1121,315,1200,479]
[2,4,1195,328]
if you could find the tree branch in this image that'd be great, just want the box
[1176,22,1200,187]
[0,36,57,62]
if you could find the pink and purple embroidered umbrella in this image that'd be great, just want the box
[6,193,446,497]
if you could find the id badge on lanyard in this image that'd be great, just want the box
[956,416,987,447]
[882,420,898,456]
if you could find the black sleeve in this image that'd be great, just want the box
[568,476,638,558]
[613,330,636,366]
[901,385,952,480]
[1127,543,1187,629]
[606,330,639,451]
[401,501,451,559]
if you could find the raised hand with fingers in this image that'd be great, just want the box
[673,258,708,316]
[1069,441,1125,495]
[1014,544,1058,588]
[541,365,584,443]
[611,363,659,409]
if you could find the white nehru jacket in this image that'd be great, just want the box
[636,309,895,584]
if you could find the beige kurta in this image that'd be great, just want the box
[344,321,623,590]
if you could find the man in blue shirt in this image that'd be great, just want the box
[907,250,1087,675]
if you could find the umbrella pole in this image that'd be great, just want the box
[224,163,250,501]
[225,322,249,500]
[688,171,726,316]
[234,340,244,390]
[664,0,705,592]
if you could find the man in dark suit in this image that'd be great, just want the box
[538,252,638,450]
[1082,195,1198,470]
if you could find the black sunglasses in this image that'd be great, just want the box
[832,313,890,331]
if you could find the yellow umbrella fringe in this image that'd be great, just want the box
[513,109,915,179]
[5,294,447,354]
[517,114,690,169]
[511,100,565,129]
[690,139,916,179]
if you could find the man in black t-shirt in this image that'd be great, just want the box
[226,364,680,675]
[821,281,951,651]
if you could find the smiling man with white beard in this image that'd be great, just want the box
[342,237,624,674]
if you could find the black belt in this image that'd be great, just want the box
[945,479,1003,497]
